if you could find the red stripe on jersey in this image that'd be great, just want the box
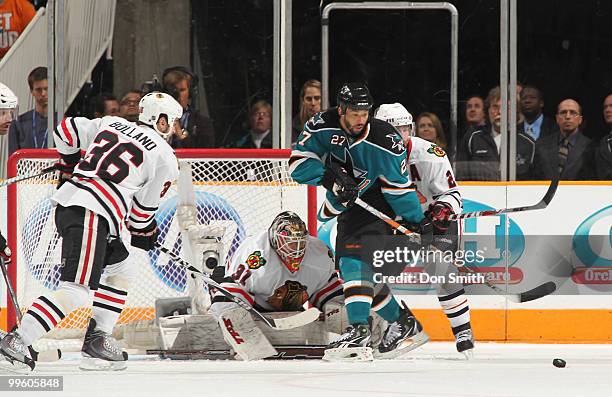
[406,138,413,160]
[312,279,342,306]
[60,118,74,146]
[226,287,254,306]
[79,213,95,285]
[32,302,58,326]
[79,177,124,223]
[94,291,126,305]
[130,207,151,219]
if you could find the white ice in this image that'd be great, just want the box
[2,342,612,397]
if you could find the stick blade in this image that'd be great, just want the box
[267,308,321,330]
[508,281,556,303]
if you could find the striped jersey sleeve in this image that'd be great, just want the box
[53,117,101,155]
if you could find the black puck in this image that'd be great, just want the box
[552,358,566,368]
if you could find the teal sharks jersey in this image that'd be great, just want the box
[289,108,424,225]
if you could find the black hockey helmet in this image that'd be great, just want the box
[337,82,373,112]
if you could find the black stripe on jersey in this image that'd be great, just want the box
[92,301,123,314]
[28,310,51,332]
[438,288,466,302]
[98,284,128,296]
[69,118,81,148]
[451,322,471,335]
[128,216,151,224]
[327,273,339,282]
[53,128,65,144]
[39,296,65,318]
[99,178,128,215]
[211,295,234,304]
[67,179,120,233]
[344,286,374,297]
[446,306,469,318]
[433,191,462,208]
[133,197,157,212]
[319,289,343,309]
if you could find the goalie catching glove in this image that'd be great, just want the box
[321,162,359,207]
[128,220,159,251]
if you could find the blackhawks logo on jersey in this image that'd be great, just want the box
[246,251,266,269]
[427,144,446,157]
[266,280,309,311]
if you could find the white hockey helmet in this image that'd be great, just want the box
[268,211,308,272]
[138,92,183,138]
[374,103,414,138]
[0,83,18,131]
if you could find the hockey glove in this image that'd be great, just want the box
[0,232,11,266]
[321,162,359,207]
[55,152,81,189]
[426,202,453,233]
[129,220,159,251]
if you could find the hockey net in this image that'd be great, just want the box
[6,148,317,348]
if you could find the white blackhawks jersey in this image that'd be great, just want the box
[216,232,343,312]
[407,137,462,214]
[52,116,179,236]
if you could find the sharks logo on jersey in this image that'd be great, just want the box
[386,133,405,154]
[330,147,370,190]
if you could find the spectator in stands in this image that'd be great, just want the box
[162,66,215,148]
[119,89,142,123]
[594,94,612,180]
[0,82,18,179]
[519,85,558,141]
[532,99,595,180]
[229,100,272,149]
[0,0,36,60]
[8,66,48,155]
[416,112,447,149]
[89,92,120,118]
[464,95,486,130]
[292,79,321,143]
[456,86,536,181]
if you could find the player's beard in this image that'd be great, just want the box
[343,115,365,136]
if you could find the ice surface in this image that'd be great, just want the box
[2,342,612,397]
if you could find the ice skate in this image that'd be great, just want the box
[323,324,373,362]
[0,332,35,371]
[455,328,475,359]
[375,304,429,359]
[80,319,128,371]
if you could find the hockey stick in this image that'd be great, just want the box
[445,177,559,221]
[0,258,62,362]
[354,198,556,303]
[155,243,320,330]
[0,165,58,188]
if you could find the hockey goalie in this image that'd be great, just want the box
[208,211,345,361]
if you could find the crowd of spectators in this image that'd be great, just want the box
[1,62,611,182]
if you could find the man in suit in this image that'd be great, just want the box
[595,94,612,180]
[532,99,595,180]
[519,85,558,141]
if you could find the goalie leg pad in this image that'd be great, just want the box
[218,307,277,361]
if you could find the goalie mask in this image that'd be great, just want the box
[374,103,414,141]
[268,211,307,272]
[138,92,183,139]
[0,82,18,133]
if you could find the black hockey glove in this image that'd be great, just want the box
[55,152,81,189]
[0,232,11,266]
[321,162,359,207]
[425,201,453,233]
[392,218,433,248]
[129,220,159,251]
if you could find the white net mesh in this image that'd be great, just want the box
[8,150,314,344]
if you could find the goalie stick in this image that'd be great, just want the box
[0,165,57,188]
[155,243,320,330]
[444,176,559,221]
[354,198,557,303]
[0,258,62,363]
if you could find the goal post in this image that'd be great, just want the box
[6,148,318,336]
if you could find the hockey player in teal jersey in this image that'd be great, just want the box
[289,82,429,361]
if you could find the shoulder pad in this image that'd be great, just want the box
[305,109,340,132]
[365,118,406,155]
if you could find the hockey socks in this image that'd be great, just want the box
[372,283,403,322]
[438,288,471,335]
[92,284,128,334]
[18,296,67,346]
[339,257,373,325]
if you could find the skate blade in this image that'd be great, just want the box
[375,330,430,359]
[0,353,34,373]
[79,356,127,371]
[322,347,373,362]
[460,348,474,360]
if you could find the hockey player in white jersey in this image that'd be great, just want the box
[0,92,182,371]
[374,103,474,357]
[210,211,343,360]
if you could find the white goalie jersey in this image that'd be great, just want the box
[213,232,343,312]
[407,136,462,214]
[52,116,179,236]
